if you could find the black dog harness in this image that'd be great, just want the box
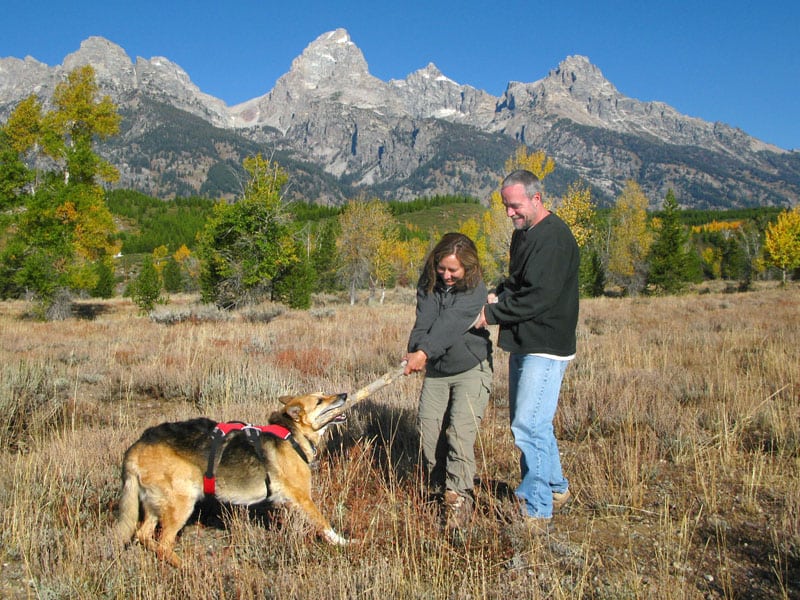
[203,421,311,496]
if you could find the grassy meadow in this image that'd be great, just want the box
[0,284,798,599]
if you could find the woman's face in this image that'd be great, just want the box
[436,253,465,287]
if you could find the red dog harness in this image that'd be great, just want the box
[203,421,308,496]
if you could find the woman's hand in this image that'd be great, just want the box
[402,350,428,374]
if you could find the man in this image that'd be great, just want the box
[474,169,579,533]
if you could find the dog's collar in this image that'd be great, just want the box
[203,421,313,496]
[290,434,315,464]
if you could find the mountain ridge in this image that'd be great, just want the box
[1,29,797,208]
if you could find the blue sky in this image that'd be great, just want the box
[2,0,798,150]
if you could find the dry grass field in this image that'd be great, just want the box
[0,284,798,599]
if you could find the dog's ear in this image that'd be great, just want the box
[286,403,304,421]
[278,395,294,405]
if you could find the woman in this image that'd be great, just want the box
[403,232,493,531]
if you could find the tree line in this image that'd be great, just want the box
[2,66,798,318]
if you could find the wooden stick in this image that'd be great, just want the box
[349,363,407,403]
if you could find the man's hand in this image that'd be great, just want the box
[473,306,488,329]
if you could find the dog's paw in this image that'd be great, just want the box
[322,529,351,546]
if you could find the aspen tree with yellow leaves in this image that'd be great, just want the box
[607,181,653,296]
[554,179,604,297]
[764,206,800,284]
[394,237,429,287]
[504,146,556,180]
[336,198,398,304]
[1,96,39,196]
[555,180,595,249]
[43,65,121,185]
[458,217,497,282]
[481,196,512,283]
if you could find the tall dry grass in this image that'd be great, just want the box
[0,284,797,599]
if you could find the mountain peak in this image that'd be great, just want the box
[546,54,618,97]
[401,62,457,86]
[287,28,371,88]
[61,36,135,92]
[64,36,132,69]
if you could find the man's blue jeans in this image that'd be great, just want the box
[508,353,570,518]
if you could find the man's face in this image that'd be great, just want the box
[501,183,540,230]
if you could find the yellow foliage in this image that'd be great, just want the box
[55,202,78,223]
[504,147,555,180]
[607,181,653,292]
[47,65,122,184]
[701,247,722,279]
[395,237,429,286]
[4,95,43,154]
[373,237,397,287]
[242,154,288,207]
[764,207,800,282]
[691,220,743,234]
[173,244,192,263]
[458,217,480,240]
[458,218,497,283]
[555,180,595,249]
[152,245,169,274]
[481,190,513,282]
[71,196,121,261]
[337,198,398,290]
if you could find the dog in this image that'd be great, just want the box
[112,391,349,567]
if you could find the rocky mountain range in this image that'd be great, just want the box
[1,28,798,209]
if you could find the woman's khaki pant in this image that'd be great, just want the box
[417,360,492,496]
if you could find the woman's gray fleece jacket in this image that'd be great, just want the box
[406,281,492,376]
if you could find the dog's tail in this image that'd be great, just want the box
[112,452,141,547]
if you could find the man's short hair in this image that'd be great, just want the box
[502,169,543,199]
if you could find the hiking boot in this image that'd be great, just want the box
[552,488,572,513]
[523,516,552,537]
[443,490,473,530]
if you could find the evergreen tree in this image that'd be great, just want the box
[647,189,692,294]
[162,257,184,293]
[311,219,341,292]
[272,241,316,309]
[196,154,296,308]
[92,259,116,298]
[580,248,606,297]
[130,257,162,313]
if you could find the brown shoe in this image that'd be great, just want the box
[552,488,572,513]
[523,516,552,536]
[443,490,473,530]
